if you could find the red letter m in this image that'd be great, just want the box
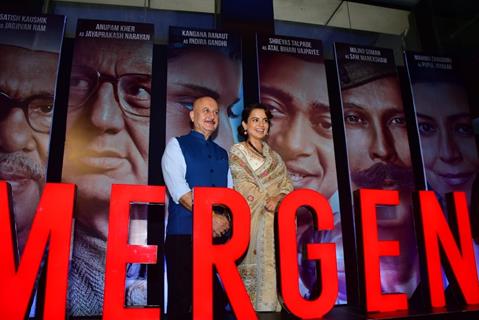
[0,182,75,319]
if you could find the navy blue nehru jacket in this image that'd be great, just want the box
[167,130,229,235]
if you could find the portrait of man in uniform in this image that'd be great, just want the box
[338,45,419,299]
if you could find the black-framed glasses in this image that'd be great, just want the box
[0,91,54,133]
[68,65,152,118]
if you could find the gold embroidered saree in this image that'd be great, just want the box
[229,142,293,311]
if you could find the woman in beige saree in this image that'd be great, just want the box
[229,103,293,311]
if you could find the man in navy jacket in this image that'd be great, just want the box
[162,96,232,319]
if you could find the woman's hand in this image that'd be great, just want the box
[265,195,282,212]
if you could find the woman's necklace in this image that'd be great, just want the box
[247,140,265,158]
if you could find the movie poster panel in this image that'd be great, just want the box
[335,43,420,300]
[257,35,345,304]
[0,12,65,253]
[166,26,243,150]
[62,19,154,316]
[405,52,479,277]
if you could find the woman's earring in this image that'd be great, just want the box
[244,130,247,135]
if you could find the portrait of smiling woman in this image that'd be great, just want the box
[229,103,293,312]
[413,78,479,206]
[409,59,479,281]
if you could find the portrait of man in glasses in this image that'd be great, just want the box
[62,37,152,316]
[0,43,58,252]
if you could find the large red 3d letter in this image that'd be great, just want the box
[419,191,479,307]
[103,184,165,319]
[0,182,75,320]
[193,187,256,319]
[358,189,408,312]
[277,189,338,319]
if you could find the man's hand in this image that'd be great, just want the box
[212,213,230,238]
[179,192,194,211]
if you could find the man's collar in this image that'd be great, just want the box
[191,130,212,141]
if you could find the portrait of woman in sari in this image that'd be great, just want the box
[229,103,293,311]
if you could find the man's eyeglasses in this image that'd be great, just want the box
[0,91,54,133]
[68,65,152,118]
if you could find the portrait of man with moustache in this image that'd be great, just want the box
[0,43,59,253]
[61,32,153,316]
[337,44,419,300]
[258,45,345,303]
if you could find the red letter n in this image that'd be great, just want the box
[0,182,75,320]
[419,191,479,307]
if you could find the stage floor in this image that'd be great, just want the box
[70,304,479,320]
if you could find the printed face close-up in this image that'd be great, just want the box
[166,48,241,150]
[62,40,152,238]
[342,76,413,190]
[342,76,414,227]
[0,45,58,246]
[260,54,337,198]
[415,81,479,199]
